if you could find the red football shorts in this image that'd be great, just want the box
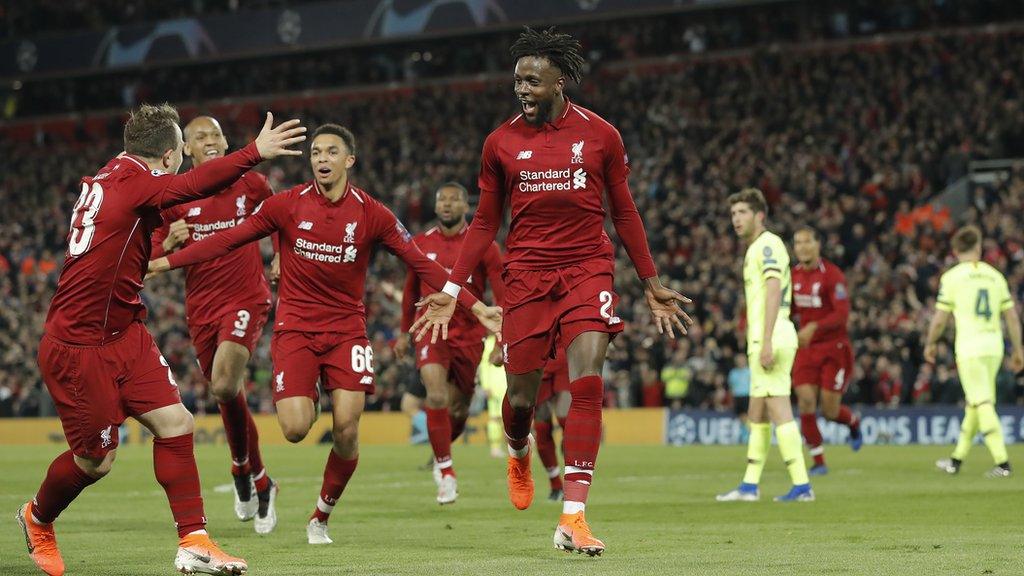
[190,302,270,380]
[501,258,622,375]
[793,339,854,393]
[415,339,484,396]
[270,331,375,402]
[536,345,570,405]
[37,321,182,459]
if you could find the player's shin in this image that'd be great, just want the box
[502,394,535,455]
[535,420,563,490]
[742,423,771,485]
[776,421,810,486]
[425,407,455,476]
[976,403,1009,465]
[952,406,978,461]
[218,391,252,474]
[562,375,602,513]
[153,434,206,538]
[32,451,100,524]
[799,413,825,468]
[311,449,358,524]
[246,410,271,493]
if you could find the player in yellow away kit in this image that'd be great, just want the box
[717,188,813,502]
[925,225,1023,478]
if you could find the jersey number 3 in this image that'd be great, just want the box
[69,182,104,257]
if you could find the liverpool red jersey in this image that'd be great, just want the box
[791,258,851,345]
[401,226,504,346]
[45,144,263,345]
[164,181,480,336]
[151,171,273,325]
[449,98,657,285]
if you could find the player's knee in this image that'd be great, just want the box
[822,403,840,420]
[507,390,534,409]
[424,389,447,409]
[77,452,116,479]
[164,408,195,436]
[209,374,241,402]
[332,422,359,452]
[450,403,468,423]
[797,395,816,414]
[281,422,310,443]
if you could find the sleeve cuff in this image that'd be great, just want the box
[442,281,461,299]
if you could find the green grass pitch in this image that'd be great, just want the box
[2,443,1021,575]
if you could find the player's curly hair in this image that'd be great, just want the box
[124,103,181,159]
[509,26,586,85]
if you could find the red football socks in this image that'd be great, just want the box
[153,434,206,538]
[311,450,358,523]
[834,405,859,428]
[32,450,98,524]
[449,411,467,442]
[425,407,455,477]
[246,408,271,492]
[502,394,535,451]
[562,375,602,504]
[534,420,561,487]
[219,391,250,471]
[800,413,826,466]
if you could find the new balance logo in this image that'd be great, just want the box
[572,169,587,190]
[359,375,373,385]
[516,150,533,160]
[187,207,202,217]
[298,221,313,230]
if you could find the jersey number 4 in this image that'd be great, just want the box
[68,182,104,257]
[974,288,992,321]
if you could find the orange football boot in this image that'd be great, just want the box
[553,511,605,556]
[16,501,65,576]
[506,448,535,510]
[175,532,247,575]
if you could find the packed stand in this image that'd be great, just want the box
[3,27,1024,417]
[7,0,1024,119]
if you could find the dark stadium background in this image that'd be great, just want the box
[1,0,1023,419]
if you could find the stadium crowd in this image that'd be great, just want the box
[2,22,1024,418]
[7,0,1024,119]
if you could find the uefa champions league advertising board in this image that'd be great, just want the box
[665,407,1024,446]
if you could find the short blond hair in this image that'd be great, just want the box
[951,225,982,254]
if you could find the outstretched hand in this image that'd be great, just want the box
[254,112,307,159]
[410,292,456,343]
[644,280,693,339]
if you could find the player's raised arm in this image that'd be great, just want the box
[149,195,281,276]
[141,112,306,210]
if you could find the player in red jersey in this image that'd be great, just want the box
[791,226,862,476]
[16,105,305,576]
[533,343,568,501]
[412,28,691,555]
[149,124,501,545]
[151,116,279,532]
[396,181,505,505]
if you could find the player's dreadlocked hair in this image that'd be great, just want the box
[509,27,586,85]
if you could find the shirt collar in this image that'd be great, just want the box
[313,180,353,206]
[547,96,574,130]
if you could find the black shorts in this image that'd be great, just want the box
[733,395,750,416]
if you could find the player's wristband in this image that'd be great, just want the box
[442,281,462,299]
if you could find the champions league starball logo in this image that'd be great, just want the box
[666,413,697,445]
[364,0,507,38]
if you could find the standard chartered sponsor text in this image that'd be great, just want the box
[191,219,235,241]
